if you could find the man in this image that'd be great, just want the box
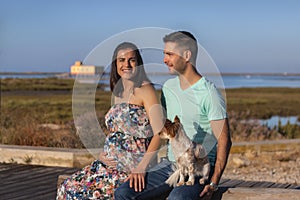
[115,31,232,200]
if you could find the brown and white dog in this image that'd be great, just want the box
[159,116,210,187]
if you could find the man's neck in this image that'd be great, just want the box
[178,65,202,90]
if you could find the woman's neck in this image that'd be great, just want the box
[122,78,135,93]
[114,78,135,104]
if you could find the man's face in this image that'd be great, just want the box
[163,42,187,75]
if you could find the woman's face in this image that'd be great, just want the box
[116,48,137,80]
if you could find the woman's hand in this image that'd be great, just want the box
[124,166,146,192]
[99,152,117,168]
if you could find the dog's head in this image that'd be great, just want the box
[158,116,181,140]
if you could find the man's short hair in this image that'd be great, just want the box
[163,31,198,63]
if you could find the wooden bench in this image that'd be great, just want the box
[57,174,300,199]
[222,187,300,200]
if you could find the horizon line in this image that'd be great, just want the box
[0,71,300,76]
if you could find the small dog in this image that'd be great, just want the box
[159,116,210,187]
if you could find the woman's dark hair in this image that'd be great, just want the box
[110,42,150,97]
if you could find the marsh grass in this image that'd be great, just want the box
[1,78,75,91]
[226,88,300,118]
[1,78,299,147]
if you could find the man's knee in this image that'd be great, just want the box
[167,188,200,200]
[167,190,186,200]
[114,183,135,200]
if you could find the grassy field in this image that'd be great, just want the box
[1,78,299,147]
[226,87,300,118]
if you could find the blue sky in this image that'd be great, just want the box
[0,0,299,73]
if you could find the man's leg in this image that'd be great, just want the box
[167,167,215,200]
[167,179,205,200]
[114,159,173,200]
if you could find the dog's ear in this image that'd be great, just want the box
[173,116,181,133]
[164,119,173,128]
[174,115,180,123]
[173,122,180,133]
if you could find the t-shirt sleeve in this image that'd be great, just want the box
[204,86,227,121]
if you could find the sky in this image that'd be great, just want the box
[0,0,300,73]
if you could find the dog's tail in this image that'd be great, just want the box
[165,169,180,187]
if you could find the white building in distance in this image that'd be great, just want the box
[70,61,104,76]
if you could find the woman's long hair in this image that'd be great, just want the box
[110,42,150,97]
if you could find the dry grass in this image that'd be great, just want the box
[1,78,299,148]
[226,87,300,118]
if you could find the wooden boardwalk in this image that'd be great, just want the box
[0,163,299,200]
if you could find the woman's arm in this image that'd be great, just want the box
[126,84,164,192]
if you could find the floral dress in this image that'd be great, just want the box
[56,103,153,200]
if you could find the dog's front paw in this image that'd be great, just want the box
[199,178,205,185]
[176,181,185,187]
[186,181,193,185]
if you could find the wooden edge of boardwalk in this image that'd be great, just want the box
[0,162,299,200]
[56,174,300,200]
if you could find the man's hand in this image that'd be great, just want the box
[124,167,146,192]
[200,184,214,200]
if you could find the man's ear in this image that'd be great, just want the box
[183,50,192,62]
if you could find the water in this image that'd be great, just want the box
[259,116,300,128]
[0,73,57,79]
[221,75,300,88]
[1,73,299,89]
[150,74,300,89]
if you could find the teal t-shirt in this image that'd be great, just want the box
[161,76,227,166]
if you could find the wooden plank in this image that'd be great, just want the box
[219,178,231,185]
[2,166,55,181]
[1,163,300,200]
[0,165,77,198]
[0,163,15,172]
[271,183,293,189]
[3,169,65,185]
[222,187,300,200]
[0,177,59,196]
[0,164,33,177]
[0,185,56,200]
[219,179,245,187]
[1,165,77,185]
[251,181,275,188]
[235,180,259,188]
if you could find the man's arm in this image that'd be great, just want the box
[200,118,232,198]
[210,118,232,185]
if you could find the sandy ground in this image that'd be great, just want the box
[223,149,300,186]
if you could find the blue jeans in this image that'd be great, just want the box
[114,159,213,200]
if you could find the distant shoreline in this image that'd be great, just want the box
[0,72,63,75]
[1,71,300,76]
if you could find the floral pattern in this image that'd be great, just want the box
[57,103,153,200]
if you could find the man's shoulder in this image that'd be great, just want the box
[165,76,177,84]
[197,77,218,91]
